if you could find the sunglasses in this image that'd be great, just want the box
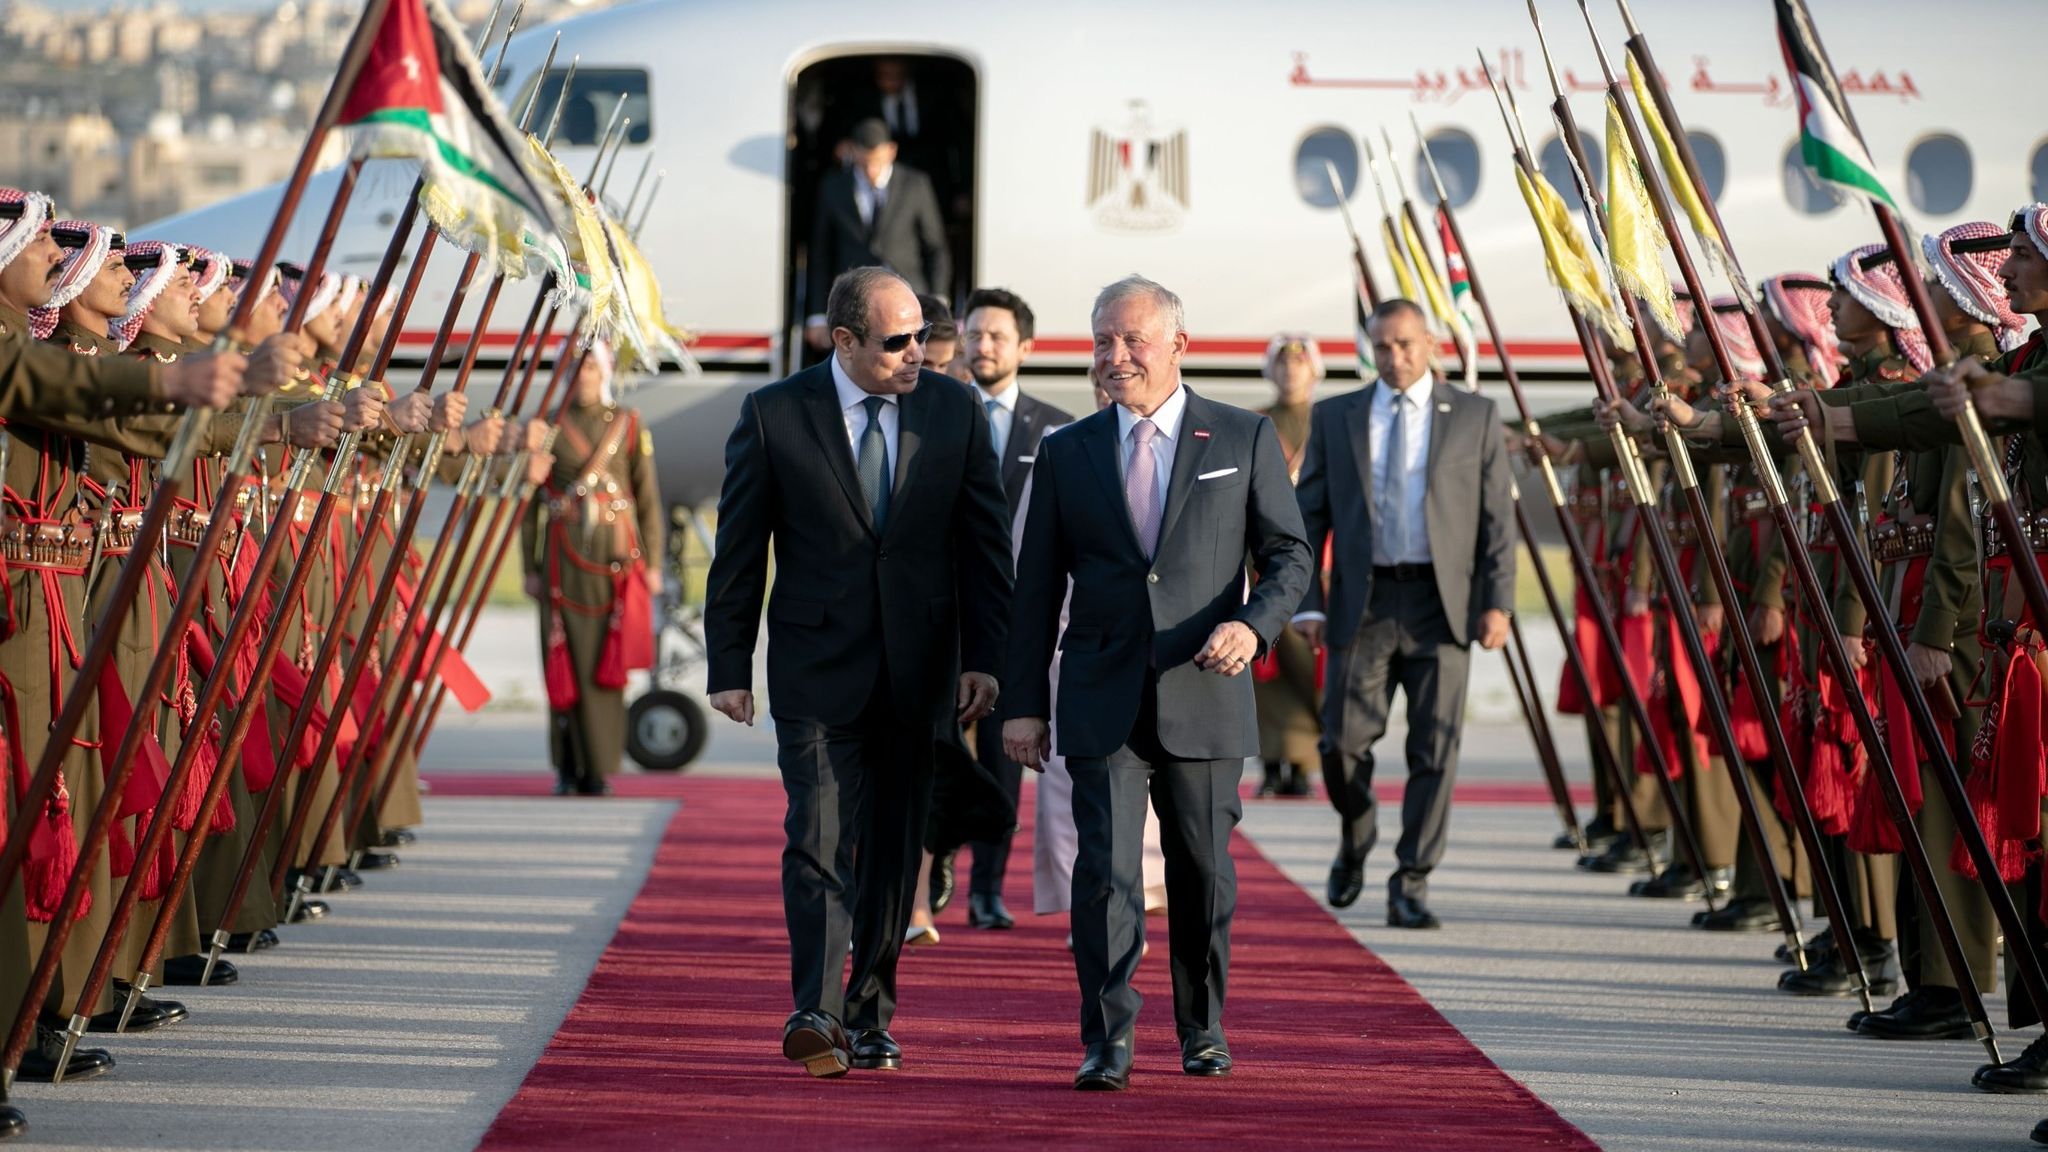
[868,322,932,353]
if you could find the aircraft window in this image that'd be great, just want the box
[1295,127,1358,209]
[1685,131,1726,202]
[2033,141,2048,202]
[522,68,653,146]
[1782,142,1842,215]
[1538,132,1602,217]
[1905,134,1972,215]
[1416,128,1480,208]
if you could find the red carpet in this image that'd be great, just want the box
[461,773,1594,1150]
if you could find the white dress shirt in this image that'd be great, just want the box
[854,164,894,228]
[1370,374,1436,565]
[882,85,920,138]
[831,354,899,484]
[975,381,1018,461]
[1114,383,1187,501]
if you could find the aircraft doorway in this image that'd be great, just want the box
[784,52,978,372]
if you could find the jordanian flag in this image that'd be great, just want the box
[1434,208,1471,312]
[338,0,566,275]
[1776,0,1897,210]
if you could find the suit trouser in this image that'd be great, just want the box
[775,675,933,1030]
[968,715,1024,897]
[1320,576,1470,902]
[1068,674,1240,1051]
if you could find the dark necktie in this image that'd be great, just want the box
[857,395,891,529]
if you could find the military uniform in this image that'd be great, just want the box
[523,400,663,793]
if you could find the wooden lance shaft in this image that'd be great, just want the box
[1588,0,2032,1044]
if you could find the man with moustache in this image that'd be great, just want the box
[1003,275,1312,1090]
[704,265,1011,1078]
[935,286,1074,930]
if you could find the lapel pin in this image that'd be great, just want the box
[1437,402,1451,413]
[1192,429,1211,440]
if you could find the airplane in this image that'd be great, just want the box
[142,0,2042,509]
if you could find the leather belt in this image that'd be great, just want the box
[2,521,91,570]
[1372,563,1434,582]
[1870,517,1934,565]
[98,509,147,558]
[1985,509,2048,559]
[1732,487,1771,524]
[166,505,240,555]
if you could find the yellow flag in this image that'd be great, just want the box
[1381,217,1420,305]
[1627,54,1735,284]
[526,136,617,340]
[1512,164,1620,339]
[604,212,693,373]
[1399,211,1456,332]
[1603,96,1680,340]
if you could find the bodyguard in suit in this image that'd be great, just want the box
[1002,275,1312,1091]
[952,286,1074,930]
[705,266,1012,1079]
[1291,299,1515,929]
[803,119,952,353]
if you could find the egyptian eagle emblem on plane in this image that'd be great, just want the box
[1087,101,1189,233]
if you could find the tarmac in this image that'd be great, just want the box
[7,607,2043,1150]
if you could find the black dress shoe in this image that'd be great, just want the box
[379,828,417,847]
[1779,938,1897,998]
[0,1104,23,1141]
[1629,864,1730,900]
[1560,815,1620,853]
[1387,894,1440,930]
[781,1010,850,1079]
[848,1028,901,1071]
[1181,1040,1232,1076]
[1277,767,1313,797]
[2033,1116,2048,1146]
[1977,1033,2048,1094]
[575,779,613,796]
[1258,761,1284,797]
[1580,832,1662,874]
[930,851,956,916]
[287,899,329,924]
[1327,856,1365,909]
[551,780,574,796]
[90,988,186,1033]
[229,928,281,952]
[967,892,1016,930]
[1693,897,1777,932]
[353,850,400,871]
[162,953,237,986]
[17,1024,114,1083]
[1074,1040,1132,1091]
[324,867,362,892]
[1778,933,1831,966]
[1855,985,1973,1040]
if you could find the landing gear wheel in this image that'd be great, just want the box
[627,688,707,772]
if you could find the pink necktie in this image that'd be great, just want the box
[1127,419,1161,558]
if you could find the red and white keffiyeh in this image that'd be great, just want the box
[1831,243,1932,375]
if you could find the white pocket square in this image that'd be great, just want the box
[1015,455,1035,463]
[1197,467,1239,480]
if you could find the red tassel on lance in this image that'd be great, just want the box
[1846,761,1904,854]
[98,660,171,817]
[545,615,579,712]
[135,807,171,902]
[1728,663,1769,763]
[1993,645,2048,844]
[25,781,80,922]
[1805,711,1853,835]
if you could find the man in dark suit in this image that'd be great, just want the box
[1291,298,1515,930]
[804,119,951,353]
[1002,275,1312,1091]
[935,286,1076,931]
[705,266,1012,1079]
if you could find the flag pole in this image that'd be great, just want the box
[0,0,400,1092]
[1544,0,1812,976]
[1497,34,1726,918]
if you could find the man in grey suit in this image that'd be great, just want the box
[804,119,952,353]
[1003,276,1313,1091]
[1292,299,1515,929]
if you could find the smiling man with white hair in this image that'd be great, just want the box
[1001,274,1312,1091]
